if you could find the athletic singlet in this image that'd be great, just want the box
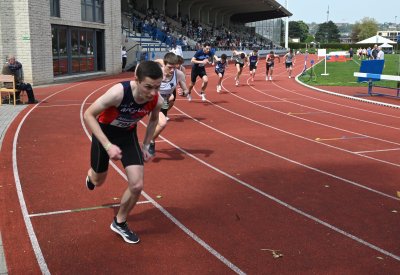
[248,53,258,65]
[266,54,277,65]
[234,54,245,65]
[285,53,294,63]
[215,60,227,73]
[159,70,177,98]
[192,49,211,68]
[98,81,159,130]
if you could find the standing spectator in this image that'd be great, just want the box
[348,48,354,59]
[121,46,127,70]
[2,55,38,104]
[371,44,379,59]
[84,61,163,244]
[170,44,183,57]
[376,46,384,60]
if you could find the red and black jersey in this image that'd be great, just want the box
[98,81,158,131]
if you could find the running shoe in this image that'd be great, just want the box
[201,93,206,101]
[187,93,192,101]
[289,75,291,78]
[86,175,95,190]
[110,219,140,244]
[269,76,272,81]
[265,76,268,81]
[217,85,221,93]
[148,142,155,156]
[235,80,239,86]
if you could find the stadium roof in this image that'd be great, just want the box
[181,0,292,23]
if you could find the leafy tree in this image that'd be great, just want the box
[351,17,379,41]
[289,20,309,42]
[304,35,315,44]
[315,21,340,43]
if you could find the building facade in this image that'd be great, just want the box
[245,18,283,47]
[0,0,122,85]
[377,30,400,42]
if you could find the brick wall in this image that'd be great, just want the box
[0,0,122,85]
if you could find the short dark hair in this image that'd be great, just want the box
[240,53,246,59]
[163,52,178,65]
[176,55,184,65]
[135,61,163,82]
[221,54,227,60]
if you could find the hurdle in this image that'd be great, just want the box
[353,72,400,98]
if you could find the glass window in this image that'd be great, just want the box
[51,25,101,76]
[95,0,104,23]
[50,0,60,17]
[52,26,68,76]
[86,31,95,71]
[82,0,103,23]
[71,29,80,73]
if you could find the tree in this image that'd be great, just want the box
[351,17,379,41]
[315,21,340,43]
[289,20,309,42]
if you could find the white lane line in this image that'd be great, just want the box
[143,115,400,262]
[201,79,400,168]
[37,103,91,108]
[12,81,117,275]
[80,89,246,275]
[28,201,152,218]
[355,147,400,154]
[175,103,400,202]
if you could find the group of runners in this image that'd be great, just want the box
[83,43,296,244]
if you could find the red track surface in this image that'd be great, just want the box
[1,55,399,274]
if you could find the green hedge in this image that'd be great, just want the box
[281,42,399,54]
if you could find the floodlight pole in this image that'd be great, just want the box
[285,0,289,49]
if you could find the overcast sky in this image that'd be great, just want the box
[276,0,400,24]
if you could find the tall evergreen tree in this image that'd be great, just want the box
[315,21,340,43]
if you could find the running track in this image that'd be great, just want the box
[1,55,399,274]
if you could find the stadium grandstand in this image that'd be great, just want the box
[0,0,291,86]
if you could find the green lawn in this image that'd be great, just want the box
[299,54,400,89]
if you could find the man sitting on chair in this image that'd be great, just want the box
[2,55,38,104]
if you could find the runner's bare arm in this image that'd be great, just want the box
[142,96,163,160]
[176,70,189,96]
[83,83,124,158]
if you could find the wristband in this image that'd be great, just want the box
[104,142,112,151]
[143,143,150,150]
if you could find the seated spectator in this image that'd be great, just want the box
[2,55,38,104]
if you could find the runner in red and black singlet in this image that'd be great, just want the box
[84,61,163,244]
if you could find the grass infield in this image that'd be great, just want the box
[299,54,400,89]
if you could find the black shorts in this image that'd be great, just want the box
[249,64,257,70]
[160,108,168,117]
[215,69,225,76]
[191,66,207,83]
[285,62,292,68]
[91,124,143,173]
[235,61,244,68]
[266,62,274,69]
